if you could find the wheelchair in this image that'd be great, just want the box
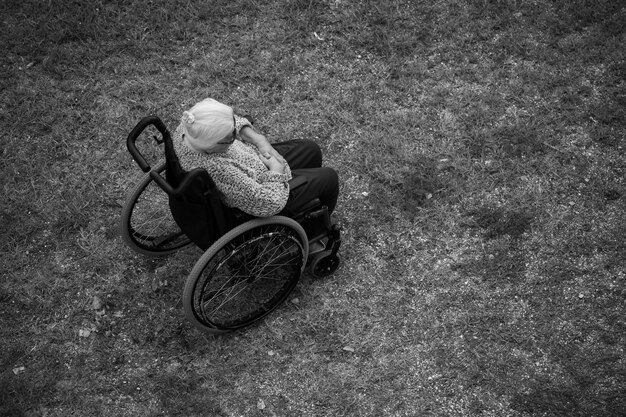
[120,116,341,333]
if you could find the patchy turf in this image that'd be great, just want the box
[1,0,625,416]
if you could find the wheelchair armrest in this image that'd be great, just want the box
[288,175,308,191]
[150,167,213,199]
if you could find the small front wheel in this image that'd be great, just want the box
[310,250,341,279]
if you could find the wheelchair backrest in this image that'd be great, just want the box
[161,126,241,250]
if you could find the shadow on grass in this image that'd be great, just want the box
[509,346,626,416]
[368,154,466,221]
[448,197,626,416]
[453,205,534,288]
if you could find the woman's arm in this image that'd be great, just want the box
[238,125,271,150]
[237,123,287,166]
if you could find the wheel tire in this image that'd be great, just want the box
[183,216,309,333]
[120,161,193,256]
[310,250,341,279]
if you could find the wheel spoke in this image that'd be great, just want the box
[204,279,249,317]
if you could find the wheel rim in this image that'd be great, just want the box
[191,223,305,330]
[127,181,187,250]
[122,163,192,255]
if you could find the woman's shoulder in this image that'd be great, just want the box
[172,124,187,153]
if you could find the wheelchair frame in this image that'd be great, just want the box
[120,116,341,333]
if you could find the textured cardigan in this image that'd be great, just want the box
[172,115,292,217]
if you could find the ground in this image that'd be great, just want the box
[1,0,625,416]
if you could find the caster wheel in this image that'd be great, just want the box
[310,250,340,278]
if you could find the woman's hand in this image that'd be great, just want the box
[260,152,285,173]
[258,145,287,165]
[240,125,287,171]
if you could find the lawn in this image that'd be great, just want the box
[1,0,625,415]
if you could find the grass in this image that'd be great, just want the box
[1,0,626,415]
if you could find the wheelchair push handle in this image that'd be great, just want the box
[126,116,170,173]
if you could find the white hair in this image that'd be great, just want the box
[181,98,234,152]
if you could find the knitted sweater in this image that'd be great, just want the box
[172,115,292,217]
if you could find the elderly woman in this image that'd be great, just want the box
[172,98,339,217]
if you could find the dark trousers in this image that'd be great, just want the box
[273,140,339,215]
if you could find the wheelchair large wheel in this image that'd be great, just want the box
[183,216,309,333]
[120,161,193,256]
